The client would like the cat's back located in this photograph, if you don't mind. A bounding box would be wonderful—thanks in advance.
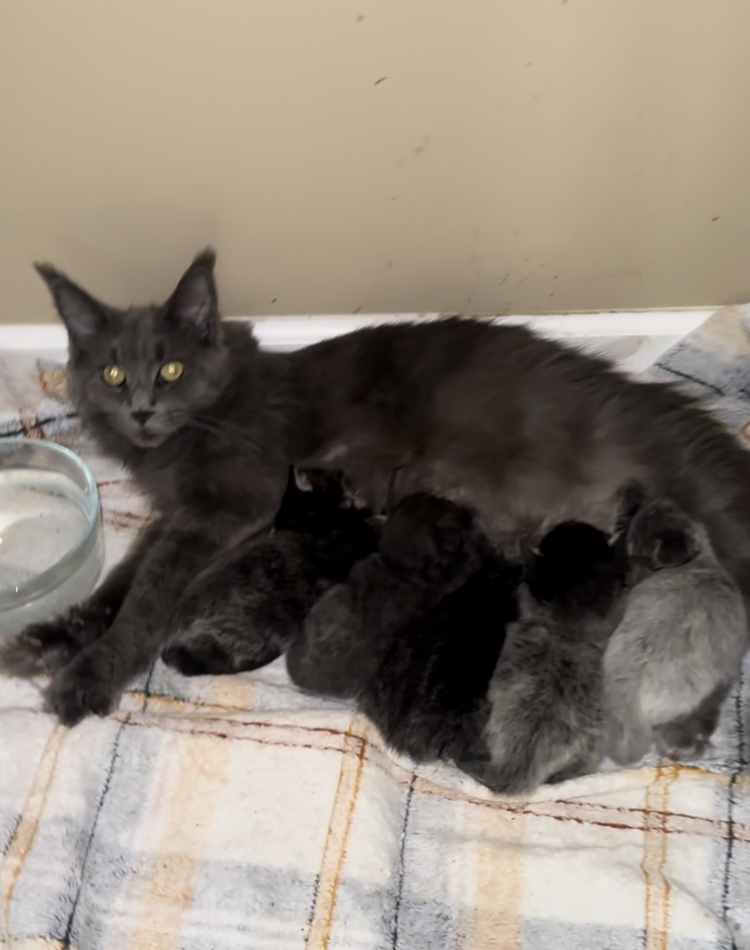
[291,317,617,423]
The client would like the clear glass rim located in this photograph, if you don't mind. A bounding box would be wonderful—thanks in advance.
[0,438,102,610]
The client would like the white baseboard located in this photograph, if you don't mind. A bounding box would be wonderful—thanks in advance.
[0,309,715,355]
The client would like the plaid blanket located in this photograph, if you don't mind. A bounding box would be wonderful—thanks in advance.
[1,312,749,950]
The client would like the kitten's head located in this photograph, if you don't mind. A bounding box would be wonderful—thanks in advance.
[35,249,236,448]
[524,520,626,613]
[275,468,350,532]
[380,493,485,590]
[274,467,379,556]
[627,499,702,568]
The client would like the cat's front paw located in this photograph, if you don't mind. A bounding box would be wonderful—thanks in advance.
[0,604,113,679]
[43,653,117,726]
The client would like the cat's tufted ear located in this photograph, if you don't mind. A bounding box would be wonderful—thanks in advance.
[165,248,218,343]
[34,263,109,348]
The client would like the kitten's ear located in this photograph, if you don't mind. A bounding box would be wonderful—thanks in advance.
[293,468,314,492]
[34,263,109,347]
[520,540,540,582]
[165,248,218,342]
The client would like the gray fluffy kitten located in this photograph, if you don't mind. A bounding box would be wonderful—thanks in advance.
[604,487,748,765]
[461,521,630,795]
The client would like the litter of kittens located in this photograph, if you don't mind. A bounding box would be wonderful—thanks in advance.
[1,304,750,949]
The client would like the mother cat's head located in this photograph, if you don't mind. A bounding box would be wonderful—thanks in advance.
[35,249,236,448]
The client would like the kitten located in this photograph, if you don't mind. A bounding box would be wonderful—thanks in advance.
[604,490,748,764]
[286,493,486,697]
[5,247,750,726]
[356,557,521,765]
[286,493,520,766]
[160,468,379,677]
[461,521,629,795]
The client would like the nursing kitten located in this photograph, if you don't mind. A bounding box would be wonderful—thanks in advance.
[287,494,485,696]
[356,557,521,765]
[461,521,629,795]
[286,493,519,766]
[604,490,748,764]
[5,247,750,726]
[160,468,378,677]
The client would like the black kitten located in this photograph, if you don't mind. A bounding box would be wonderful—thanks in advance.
[286,493,520,766]
[461,521,629,795]
[356,557,521,765]
[161,468,378,677]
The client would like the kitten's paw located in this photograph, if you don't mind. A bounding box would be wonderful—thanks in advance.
[0,604,113,679]
[654,722,708,761]
[43,654,117,726]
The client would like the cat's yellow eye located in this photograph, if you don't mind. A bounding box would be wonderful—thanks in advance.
[102,365,126,387]
[159,361,184,383]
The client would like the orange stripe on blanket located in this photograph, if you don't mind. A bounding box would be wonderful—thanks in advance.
[1,725,67,946]
[306,719,367,950]
[468,800,527,950]
[641,764,677,950]
[124,732,231,950]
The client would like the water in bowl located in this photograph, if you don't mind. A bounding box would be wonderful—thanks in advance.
[0,468,89,596]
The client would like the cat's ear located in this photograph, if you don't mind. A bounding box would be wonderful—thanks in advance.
[34,263,109,347]
[165,248,218,343]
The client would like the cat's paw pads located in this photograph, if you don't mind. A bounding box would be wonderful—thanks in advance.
[43,658,116,726]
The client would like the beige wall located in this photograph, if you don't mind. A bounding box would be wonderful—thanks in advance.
[2,0,750,324]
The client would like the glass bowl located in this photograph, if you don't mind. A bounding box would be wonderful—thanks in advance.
[0,438,104,640]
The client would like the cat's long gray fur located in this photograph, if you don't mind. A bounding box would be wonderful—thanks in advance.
[3,247,750,725]
[604,490,748,765]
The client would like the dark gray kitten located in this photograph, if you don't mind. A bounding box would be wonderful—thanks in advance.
[286,493,520,768]
[461,521,629,795]
[604,488,748,765]
[4,248,750,726]
[160,468,378,677]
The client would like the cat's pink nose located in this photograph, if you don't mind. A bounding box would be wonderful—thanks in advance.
[131,410,154,426]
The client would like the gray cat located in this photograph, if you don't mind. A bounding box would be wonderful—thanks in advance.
[461,521,629,795]
[3,248,750,726]
[604,487,748,765]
